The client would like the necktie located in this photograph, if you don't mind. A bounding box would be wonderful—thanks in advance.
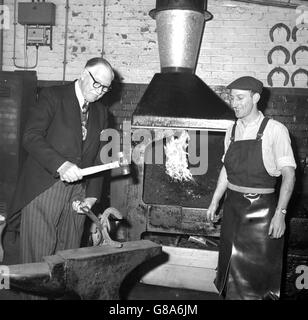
[82,100,89,114]
[81,101,89,141]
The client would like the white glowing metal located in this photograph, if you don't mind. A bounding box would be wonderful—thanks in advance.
[164,130,193,182]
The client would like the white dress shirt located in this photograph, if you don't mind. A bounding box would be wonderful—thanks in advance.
[75,80,87,110]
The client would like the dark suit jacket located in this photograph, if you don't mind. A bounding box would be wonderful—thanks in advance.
[8,82,109,225]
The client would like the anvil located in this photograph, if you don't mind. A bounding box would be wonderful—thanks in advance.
[4,240,161,300]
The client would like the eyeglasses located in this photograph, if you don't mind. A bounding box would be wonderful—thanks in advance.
[87,70,112,92]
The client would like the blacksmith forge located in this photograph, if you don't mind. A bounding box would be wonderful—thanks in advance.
[125,0,234,241]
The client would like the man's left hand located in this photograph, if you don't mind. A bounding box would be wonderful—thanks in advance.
[268,210,286,239]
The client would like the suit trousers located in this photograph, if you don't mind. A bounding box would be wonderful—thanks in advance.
[20,180,86,264]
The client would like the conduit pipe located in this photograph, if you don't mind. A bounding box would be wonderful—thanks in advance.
[63,0,69,81]
[101,0,106,57]
[0,0,4,70]
[13,0,38,69]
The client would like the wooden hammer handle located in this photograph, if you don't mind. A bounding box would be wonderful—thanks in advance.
[80,161,120,176]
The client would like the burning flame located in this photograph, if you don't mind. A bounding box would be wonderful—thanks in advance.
[164,130,193,182]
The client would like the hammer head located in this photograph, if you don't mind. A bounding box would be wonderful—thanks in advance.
[118,152,130,175]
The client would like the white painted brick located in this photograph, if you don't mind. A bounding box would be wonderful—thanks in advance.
[224,64,256,72]
[241,48,268,57]
[211,56,233,64]
[233,57,255,64]
[254,57,268,64]
[1,0,306,87]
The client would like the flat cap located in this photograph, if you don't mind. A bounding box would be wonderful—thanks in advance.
[227,76,263,94]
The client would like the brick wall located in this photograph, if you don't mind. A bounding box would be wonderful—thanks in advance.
[2,0,307,86]
[3,0,106,80]
[104,0,308,86]
[263,88,308,198]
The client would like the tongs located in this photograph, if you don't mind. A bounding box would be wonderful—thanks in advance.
[72,201,123,248]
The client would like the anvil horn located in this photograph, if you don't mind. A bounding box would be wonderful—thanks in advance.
[3,240,162,300]
[6,256,65,297]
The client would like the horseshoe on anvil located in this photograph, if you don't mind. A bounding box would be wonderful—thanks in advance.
[292,24,308,42]
[291,46,308,65]
[269,23,291,42]
[291,68,308,87]
[72,201,123,248]
[267,46,290,64]
[99,207,123,247]
[267,67,289,87]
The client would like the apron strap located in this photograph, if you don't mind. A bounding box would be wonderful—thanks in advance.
[256,117,270,141]
[230,121,237,143]
[230,117,270,143]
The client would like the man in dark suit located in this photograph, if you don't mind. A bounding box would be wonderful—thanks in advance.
[8,57,114,264]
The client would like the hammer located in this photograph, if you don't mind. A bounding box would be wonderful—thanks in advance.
[80,152,130,177]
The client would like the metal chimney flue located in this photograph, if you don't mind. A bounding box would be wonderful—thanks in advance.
[149,0,212,74]
[132,0,234,131]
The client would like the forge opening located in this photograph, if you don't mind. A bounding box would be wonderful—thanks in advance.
[143,131,225,208]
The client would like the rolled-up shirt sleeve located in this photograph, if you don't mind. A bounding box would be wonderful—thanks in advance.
[272,122,297,171]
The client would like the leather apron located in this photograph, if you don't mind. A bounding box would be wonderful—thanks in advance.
[214,117,284,300]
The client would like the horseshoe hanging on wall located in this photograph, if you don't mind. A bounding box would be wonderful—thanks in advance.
[267,46,290,64]
[269,23,291,42]
[291,46,308,64]
[267,67,289,87]
[292,24,308,42]
[291,68,308,87]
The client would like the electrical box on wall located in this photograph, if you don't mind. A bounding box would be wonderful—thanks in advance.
[18,2,56,26]
[26,25,52,47]
[17,2,56,50]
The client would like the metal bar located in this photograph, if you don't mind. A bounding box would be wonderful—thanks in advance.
[63,0,69,81]
[230,0,298,9]
[131,125,228,132]
[101,0,106,57]
[0,0,3,71]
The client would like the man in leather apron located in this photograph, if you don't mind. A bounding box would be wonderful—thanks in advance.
[207,76,296,300]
